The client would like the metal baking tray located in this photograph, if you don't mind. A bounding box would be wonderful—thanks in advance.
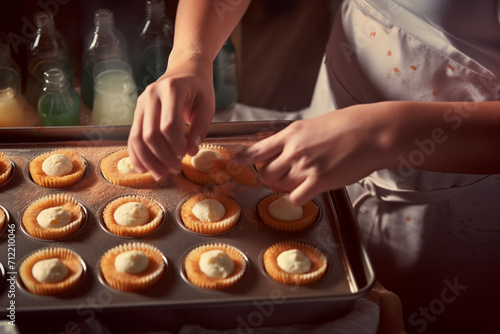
[0,122,374,333]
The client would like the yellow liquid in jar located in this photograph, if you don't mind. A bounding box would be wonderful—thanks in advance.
[0,88,26,127]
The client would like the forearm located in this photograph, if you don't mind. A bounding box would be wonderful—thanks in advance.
[379,100,500,174]
[169,0,250,67]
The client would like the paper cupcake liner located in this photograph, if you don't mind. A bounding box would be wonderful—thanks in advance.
[19,247,85,296]
[263,241,328,286]
[101,195,164,238]
[0,153,13,186]
[180,193,241,235]
[0,207,6,232]
[257,193,319,232]
[21,193,85,240]
[99,150,156,187]
[100,242,166,292]
[183,243,247,290]
[29,150,86,188]
[181,144,232,185]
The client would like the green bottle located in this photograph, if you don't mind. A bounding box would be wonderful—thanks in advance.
[38,68,80,126]
[213,38,238,111]
[133,0,174,94]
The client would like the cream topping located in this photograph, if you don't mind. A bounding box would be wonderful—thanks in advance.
[113,202,150,227]
[114,250,149,274]
[277,249,311,274]
[268,195,303,221]
[36,206,72,229]
[42,153,73,176]
[192,199,225,222]
[32,258,68,283]
[199,249,234,279]
[117,157,136,174]
[191,149,221,173]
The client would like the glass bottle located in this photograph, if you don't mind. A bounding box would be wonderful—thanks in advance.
[25,12,72,108]
[134,0,174,94]
[81,8,129,109]
[0,32,26,127]
[38,68,80,126]
[0,31,21,74]
[213,38,238,111]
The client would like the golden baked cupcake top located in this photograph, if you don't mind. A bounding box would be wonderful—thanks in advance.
[101,195,164,238]
[22,193,85,240]
[180,193,241,235]
[99,242,166,292]
[181,144,232,185]
[183,243,247,290]
[29,150,86,188]
[0,153,13,186]
[100,150,156,187]
[263,241,328,286]
[19,247,85,296]
[257,193,319,232]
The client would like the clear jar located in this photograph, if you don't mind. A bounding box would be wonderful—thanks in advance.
[0,67,26,127]
[92,59,138,125]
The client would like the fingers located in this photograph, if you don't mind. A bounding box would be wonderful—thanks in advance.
[185,94,214,156]
[128,85,187,179]
[235,135,284,166]
[257,158,293,191]
[289,177,320,207]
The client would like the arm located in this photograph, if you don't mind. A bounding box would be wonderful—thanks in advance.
[236,100,500,205]
[128,0,250,179]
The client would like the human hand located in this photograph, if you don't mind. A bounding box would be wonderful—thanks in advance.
[127,58,215,180]
[235,105,391,206]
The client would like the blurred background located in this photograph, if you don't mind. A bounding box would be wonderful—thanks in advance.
[0,0,337,113]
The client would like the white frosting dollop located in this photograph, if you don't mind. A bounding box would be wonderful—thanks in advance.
[32,258,68,283]
[113,202,150,227]
[117,157,136,174]
[42,154,73,176]
[192,199,225,222]
[268,195,303,221]
[114,250,149,274]
[191,149,221,173]
[199,249,234,279]
[277,249,311,274]
[36,206,72,229]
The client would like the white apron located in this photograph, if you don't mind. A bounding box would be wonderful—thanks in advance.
[308,0,500,331]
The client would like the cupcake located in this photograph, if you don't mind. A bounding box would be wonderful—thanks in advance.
[180,193,241,235]
[100,150,155,187]
[0,206,6,232]
[263,241,328,286]
[29,150,86,188]
[21,193,85,240]
[101,195,164,238]
[99,242,166,292]
[19,247,85,296]
[181,144,231,185]
[183,243,247,290]
[0,153,13,186]
[257,193,319,232]
[226,156,263,188]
